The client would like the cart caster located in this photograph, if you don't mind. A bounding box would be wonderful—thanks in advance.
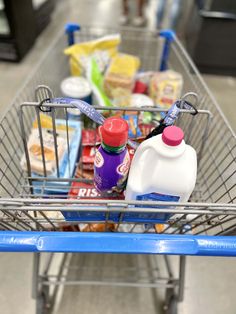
[37,295,47,314]
[164,285,178,314]
[163,295,178,314]
[36,288,51,314]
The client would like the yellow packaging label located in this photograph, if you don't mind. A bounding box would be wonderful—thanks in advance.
[32,113,74,132]
[64,34,121,76]
[149,70,183,109]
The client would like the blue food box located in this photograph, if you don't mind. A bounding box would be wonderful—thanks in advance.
[32,119,81,195]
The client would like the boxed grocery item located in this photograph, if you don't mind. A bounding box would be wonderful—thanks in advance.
[123,113,142,138]
[21,114,82,195]
[104,53,140,99]
[82,129,101,146]
[69,181,124,200]
[149,70,183,109]
[62,170,124,221]
[21,128,66,176]
[61,142,134,222]
[81,146,96,170]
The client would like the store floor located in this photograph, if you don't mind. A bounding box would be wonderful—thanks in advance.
[0,1,236,314]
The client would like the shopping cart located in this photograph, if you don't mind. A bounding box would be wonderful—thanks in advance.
[0,24,236,314]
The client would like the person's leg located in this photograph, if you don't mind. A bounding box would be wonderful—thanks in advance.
[169,0,182,30]
[156,0,166,29]
[122,0,129,15]
[136,0,145,17]
[120,0,129,25]
[132,0,146,27]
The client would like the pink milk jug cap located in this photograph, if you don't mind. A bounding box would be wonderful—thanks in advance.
[162,126,184,146]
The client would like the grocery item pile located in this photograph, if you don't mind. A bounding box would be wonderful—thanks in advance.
[63,34,183,109]
[21,33,198,232]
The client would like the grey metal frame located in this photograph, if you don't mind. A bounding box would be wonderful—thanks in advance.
[32,252,184,314]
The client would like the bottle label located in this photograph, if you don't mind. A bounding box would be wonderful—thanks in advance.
[94,149,130,195]
[116,151,130,176]
[94,151,104,168]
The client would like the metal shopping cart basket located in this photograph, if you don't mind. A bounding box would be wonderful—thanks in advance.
[0,24,236,314]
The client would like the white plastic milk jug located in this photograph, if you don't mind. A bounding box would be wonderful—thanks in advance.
[125,126,197,217]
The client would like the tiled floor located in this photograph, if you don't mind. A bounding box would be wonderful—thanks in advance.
[0,1,235,314]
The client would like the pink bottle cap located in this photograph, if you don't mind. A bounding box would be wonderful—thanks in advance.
[162,126,184,146]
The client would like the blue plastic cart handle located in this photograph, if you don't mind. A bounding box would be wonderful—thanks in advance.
[0,232,236,256]
[159,29,176,71]
[65,23,80,46]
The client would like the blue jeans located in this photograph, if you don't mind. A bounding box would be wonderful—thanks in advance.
[156,0,182,29]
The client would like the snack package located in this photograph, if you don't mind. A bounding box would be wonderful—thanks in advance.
[75,164,94,180]
[79,223,115,232]
[133,80,148,94]
[149,70,183,109]
[64,34,121,76]
[87,58,113,107]
[69,172,123,232]
[81,146,96,170]
[32,113,76,136]
[104,53,140,99]
[70,181,102,198]
[82,129,101,146]
[123,113,142,138]
[139,123,155,138]
[82,146,96,164]
[155,223,193,234]
[112,89,132,107]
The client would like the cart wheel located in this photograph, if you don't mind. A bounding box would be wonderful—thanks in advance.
[165,296,178,314]
[164,285,178,314]
[36,292,50,314]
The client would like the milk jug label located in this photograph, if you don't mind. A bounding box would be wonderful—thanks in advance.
[136,192,180,204]
[135,192,180,222]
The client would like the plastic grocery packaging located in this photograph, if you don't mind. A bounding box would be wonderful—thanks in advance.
[104,53,140,99]
[149,70,183,109]
[125,126,197,221]
[87,58,112,107]
[64,34,121,76]
[94,117,130,195]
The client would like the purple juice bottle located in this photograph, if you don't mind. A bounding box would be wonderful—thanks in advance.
[94,117,130,196]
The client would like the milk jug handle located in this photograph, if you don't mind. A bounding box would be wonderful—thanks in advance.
[132,140,155,171]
